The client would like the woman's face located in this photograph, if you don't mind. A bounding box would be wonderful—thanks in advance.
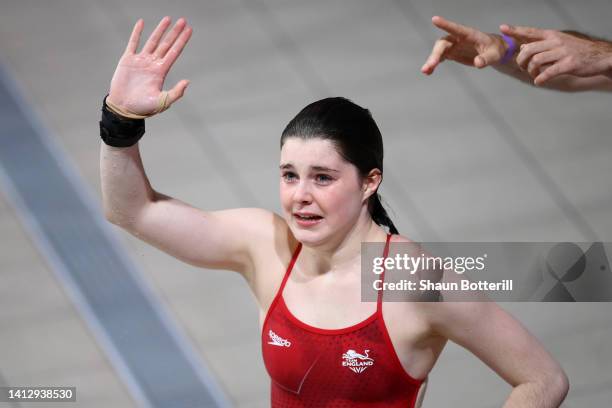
[280,137,367,247]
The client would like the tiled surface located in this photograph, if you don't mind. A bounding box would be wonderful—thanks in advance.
[1,0,611,407]
[0,190,136,408]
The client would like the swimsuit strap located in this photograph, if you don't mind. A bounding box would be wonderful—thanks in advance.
[278,241,302,295]
[376,233,393,311]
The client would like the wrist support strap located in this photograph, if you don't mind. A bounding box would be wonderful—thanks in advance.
[99,95,145,147]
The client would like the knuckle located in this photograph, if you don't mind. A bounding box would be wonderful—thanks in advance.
[528,64,537,75]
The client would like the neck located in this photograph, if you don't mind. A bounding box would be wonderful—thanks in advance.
[299,214,388,278]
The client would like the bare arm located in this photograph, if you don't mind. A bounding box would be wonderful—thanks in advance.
[424,272,569,407]
[101,18,275,279]
[422,16,612,92]
[493,57,612,92]
[101,143,273,277]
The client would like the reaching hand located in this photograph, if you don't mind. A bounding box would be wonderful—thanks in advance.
[107,17,193,117]
[422,16,508,75]
[501,24,612,85]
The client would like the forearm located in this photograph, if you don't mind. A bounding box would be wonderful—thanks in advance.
[559,30,612,80]
[494,62,612,92]
[493,62,591,92]
[100,142,156,227]
[502,375,569,408]
[597,46,612,80]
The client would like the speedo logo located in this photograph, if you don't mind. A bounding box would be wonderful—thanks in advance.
[342,349,374,373]
[268,330,291,347]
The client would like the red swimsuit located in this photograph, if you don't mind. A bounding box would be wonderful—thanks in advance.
[262,234,425,407]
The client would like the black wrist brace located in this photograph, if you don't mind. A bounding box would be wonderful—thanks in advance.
[99,95,145,147]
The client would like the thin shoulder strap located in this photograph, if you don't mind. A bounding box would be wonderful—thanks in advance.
[278,242,302,296]
[376,233,393,310]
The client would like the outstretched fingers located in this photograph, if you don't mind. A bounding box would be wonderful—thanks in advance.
[142,16,172,54]
[155,18,188,59]
[124,19,144,55]
[162,25,193,69]
[500,24,547,42]
[432,15,477,40]
[422,38,453,75]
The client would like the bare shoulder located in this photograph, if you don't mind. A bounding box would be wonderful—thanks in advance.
[390,233,417,244]
[384,233,435,321]
[386,233,483,324]
[382,233,448,378]
[236,208,295,260]
[217,207,296,274]
[384,233,445,325]
[240,209,298,309]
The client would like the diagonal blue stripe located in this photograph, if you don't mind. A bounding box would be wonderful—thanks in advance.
[0,62,231,408]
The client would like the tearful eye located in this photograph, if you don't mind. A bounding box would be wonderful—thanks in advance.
[282,172,297,182]
[315,174,333,184]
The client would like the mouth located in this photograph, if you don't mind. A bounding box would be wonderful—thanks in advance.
[293,212,324,227]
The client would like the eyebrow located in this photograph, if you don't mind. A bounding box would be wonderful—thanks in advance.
[279,163,340,173]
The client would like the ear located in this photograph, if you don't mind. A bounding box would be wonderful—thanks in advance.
[362,169,382,202]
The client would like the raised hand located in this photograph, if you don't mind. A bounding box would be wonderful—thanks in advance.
[422,16,508,75]
[500,24,612,86]
[107,17,193,117]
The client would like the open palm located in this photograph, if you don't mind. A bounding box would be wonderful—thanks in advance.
[108,17,192,116]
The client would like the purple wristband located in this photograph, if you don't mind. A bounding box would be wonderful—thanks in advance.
[500,34,517,64]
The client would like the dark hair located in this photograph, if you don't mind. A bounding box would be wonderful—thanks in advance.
[280,97,398,235]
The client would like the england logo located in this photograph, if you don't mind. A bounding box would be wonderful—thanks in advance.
[342,349,374,373]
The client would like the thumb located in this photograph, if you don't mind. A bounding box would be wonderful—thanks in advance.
[474,47,499,68]
[167,79,190,106]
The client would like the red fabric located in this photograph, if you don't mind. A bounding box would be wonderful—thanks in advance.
[262,234,424,407]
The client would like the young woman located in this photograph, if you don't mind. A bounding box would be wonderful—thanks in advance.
[100,17,569,407]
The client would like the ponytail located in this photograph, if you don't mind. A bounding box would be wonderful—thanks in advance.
[369,193,398,235]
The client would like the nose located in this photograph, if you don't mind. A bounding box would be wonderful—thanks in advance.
[293,180,313,204]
